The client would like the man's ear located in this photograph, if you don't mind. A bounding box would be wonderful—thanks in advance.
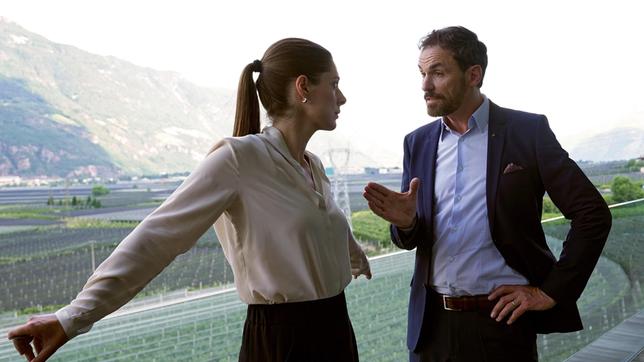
[295,75,310,102]
[467,65,483,87]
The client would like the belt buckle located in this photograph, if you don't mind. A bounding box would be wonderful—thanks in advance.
[442,295,461,311]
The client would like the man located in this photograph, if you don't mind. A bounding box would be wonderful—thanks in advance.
[363,26,611,361]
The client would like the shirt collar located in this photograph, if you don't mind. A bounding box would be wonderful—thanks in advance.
[260,126,312,170]
[440,95,489,140]
[259,125,323,195]
[260,126,289,156]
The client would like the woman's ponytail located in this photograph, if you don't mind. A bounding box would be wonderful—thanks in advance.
[233,60,262,137]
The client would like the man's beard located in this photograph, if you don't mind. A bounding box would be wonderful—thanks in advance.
[426,96,462,117]
[426,80,467,117]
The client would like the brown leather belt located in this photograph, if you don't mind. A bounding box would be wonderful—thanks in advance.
[432,292,495,312]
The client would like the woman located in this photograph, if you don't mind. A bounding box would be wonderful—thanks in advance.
[7,38,371,362]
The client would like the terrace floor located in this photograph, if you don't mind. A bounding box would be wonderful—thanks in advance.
[566,308,644,362]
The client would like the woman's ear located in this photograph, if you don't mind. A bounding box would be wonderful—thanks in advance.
[294,75,309,103]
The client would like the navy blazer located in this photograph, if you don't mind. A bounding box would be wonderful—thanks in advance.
[391,101,612,352]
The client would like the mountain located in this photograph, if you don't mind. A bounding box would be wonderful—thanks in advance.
[0,18,392,178]
[9,17,637,177]
[569,127,644,162]
[0,18,238,177]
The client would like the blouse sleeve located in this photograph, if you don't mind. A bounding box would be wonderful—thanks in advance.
[348,229,371,278]
[55,140,239,338]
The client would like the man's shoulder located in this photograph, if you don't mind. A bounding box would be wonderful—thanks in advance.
[492,102,546,125]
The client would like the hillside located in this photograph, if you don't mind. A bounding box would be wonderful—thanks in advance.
[0,18,234,177]
[570,126,644,162]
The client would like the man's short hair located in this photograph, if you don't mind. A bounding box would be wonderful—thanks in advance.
[419,26,488,87]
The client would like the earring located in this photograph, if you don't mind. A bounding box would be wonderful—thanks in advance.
[301,97,308,103]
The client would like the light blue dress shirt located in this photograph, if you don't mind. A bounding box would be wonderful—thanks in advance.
[430,96,529,296]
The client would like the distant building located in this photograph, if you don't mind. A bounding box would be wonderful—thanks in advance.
[0,176,21,186]
[364,167,379,175]
[379,167,402,174]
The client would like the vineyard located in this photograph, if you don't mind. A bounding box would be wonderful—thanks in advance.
[0,226,232,312]
[0,181,642,361]
[0,226,636,361]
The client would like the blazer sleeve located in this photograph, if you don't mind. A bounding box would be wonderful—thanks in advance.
[390,134,422,250]
[55,140,240,339]
[534,118,612,303]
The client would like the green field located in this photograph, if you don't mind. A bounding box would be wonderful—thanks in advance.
[0,196,642,361]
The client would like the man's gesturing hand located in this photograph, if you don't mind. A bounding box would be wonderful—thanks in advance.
[363,178,420,228]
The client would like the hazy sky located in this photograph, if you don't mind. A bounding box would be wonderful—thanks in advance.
[2,0,643,163]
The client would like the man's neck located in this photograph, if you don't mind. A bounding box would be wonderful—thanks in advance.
[444,92,484,134]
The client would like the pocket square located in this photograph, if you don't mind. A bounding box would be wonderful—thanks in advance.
[503,162,524,174]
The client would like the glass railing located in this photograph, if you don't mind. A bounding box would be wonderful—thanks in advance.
[539,198,644,361]
[0,197,642,361]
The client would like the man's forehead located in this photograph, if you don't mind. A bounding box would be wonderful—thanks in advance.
[418,46,455,66]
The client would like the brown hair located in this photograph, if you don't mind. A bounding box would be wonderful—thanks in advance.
[419,26,488,88]
[233,38,333,137]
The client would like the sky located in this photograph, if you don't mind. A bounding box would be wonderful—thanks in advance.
[2,0,643,163]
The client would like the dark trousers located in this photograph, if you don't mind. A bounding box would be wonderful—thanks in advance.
[411,291,538,362]
[239,291,359,362]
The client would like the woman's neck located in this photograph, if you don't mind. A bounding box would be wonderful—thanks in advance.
[272,118,315,166]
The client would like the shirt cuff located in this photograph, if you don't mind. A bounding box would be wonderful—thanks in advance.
[398,215,418,234]
[55,307,93,340]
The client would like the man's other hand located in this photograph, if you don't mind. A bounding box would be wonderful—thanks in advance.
[489,285,556,325]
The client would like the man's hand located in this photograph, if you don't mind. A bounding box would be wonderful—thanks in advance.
[363,178,420,228]
[7,314,68,362]
[488,285,556,325]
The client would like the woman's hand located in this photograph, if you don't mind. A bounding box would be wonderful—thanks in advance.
[351,250,372,280]
[7,314,68,362]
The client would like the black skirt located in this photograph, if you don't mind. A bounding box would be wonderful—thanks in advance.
[239,291,359,362]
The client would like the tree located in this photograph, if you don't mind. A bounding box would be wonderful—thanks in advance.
[625,159,644,172]
[46,196,54,206]
[611,176,644,203]
[542,197,560,214]
[92,185,110,197]
[71,196,78,206]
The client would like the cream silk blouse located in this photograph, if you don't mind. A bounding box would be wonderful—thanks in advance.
[55,126,371,338]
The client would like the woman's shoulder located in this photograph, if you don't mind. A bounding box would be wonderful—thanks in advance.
[209,134,265,155]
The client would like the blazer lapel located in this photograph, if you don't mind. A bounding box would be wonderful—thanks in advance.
[486,101,507,232]
[422,122,441,227]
